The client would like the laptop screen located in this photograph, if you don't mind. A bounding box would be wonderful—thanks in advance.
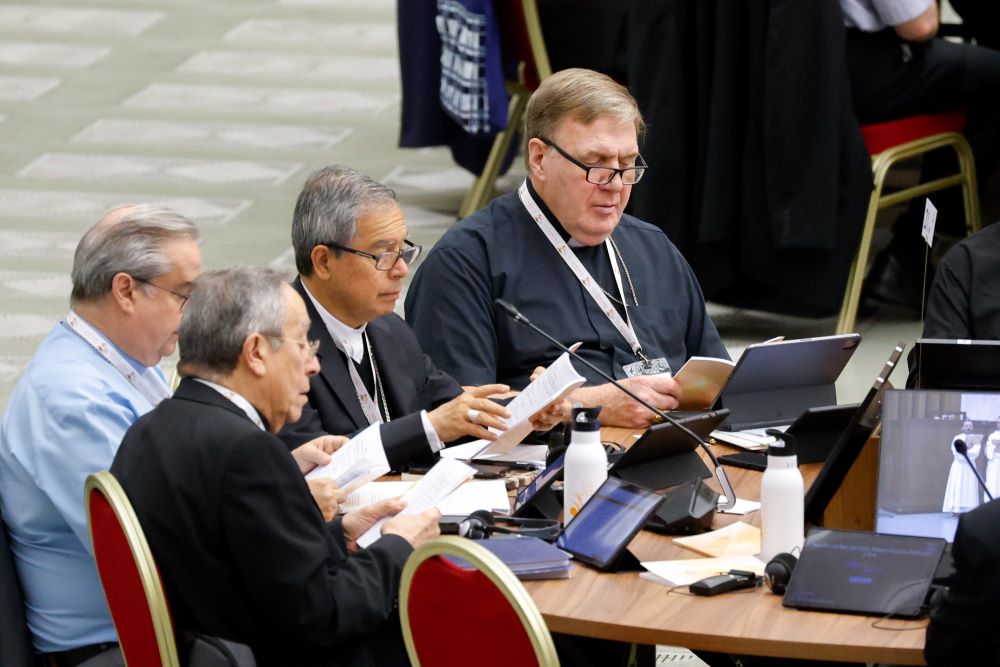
[876,389,1000,542]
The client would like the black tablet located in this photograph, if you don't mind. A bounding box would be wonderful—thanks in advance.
[511,454,565,518]
[556,477,664,571]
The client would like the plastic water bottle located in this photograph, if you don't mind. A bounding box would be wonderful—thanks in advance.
[760,429,804,562]
[563,406,607,524]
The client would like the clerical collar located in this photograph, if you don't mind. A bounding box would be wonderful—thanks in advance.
[301,281,367,364]
[193,378,266,430]
[525,179,588,248]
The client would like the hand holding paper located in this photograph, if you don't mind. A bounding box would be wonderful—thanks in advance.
[304,424,390,494]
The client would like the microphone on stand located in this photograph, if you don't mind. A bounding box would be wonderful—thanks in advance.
[494,298,737,510]
[954,439,993,502]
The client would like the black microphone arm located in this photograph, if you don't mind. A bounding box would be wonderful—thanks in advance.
[954,439,994,502]
[494,298,737,510]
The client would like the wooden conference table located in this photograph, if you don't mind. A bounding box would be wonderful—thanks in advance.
[521,427,927,665]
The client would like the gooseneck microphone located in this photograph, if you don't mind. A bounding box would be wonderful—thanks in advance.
[954,439,994,502]
[494,298,737,510]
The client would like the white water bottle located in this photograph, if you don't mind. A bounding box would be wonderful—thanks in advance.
[760,429,804,562]
[563,406,607,524]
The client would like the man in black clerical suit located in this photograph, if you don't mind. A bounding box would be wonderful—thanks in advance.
[112,267,440,667]
[925,498,1000,665]
[279,165,563,466]
[405,68,728,428]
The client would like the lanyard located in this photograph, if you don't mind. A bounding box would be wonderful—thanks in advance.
[327,329,389,426]
[64,310,171,408]
[518,181,646,360]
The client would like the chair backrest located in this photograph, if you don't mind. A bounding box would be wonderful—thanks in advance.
[85,471,180,667]
[0,515,35,667]
[400,536,559,667]
[496,0,552,90]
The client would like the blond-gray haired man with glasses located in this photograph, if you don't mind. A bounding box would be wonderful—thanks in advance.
[406,67,729,429]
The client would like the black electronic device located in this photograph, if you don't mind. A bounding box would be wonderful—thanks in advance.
[804,343,906,526]
[610,410,728,490]
[781,528,945,618]
[764,552,798,595]
[510,454,565,520]
[913,338,1000,390]
[555,477,664,572]
[689,570,761,596]
[644,478,719,535]
[718,334,860,430]
[718,402,859,472]
[494,298,737,510]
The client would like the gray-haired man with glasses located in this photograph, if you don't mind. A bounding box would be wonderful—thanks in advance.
[406,67,728,429]
[279,165,564,468]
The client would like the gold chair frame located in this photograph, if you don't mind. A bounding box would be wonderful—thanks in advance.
[836,132,981,334]
[86,471,181,667]
[399,535,560,667]
[457,0,552,219]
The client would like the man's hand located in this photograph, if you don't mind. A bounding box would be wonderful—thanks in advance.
[428,384,512,442]
[290,435,349,474]
[306,478,345,523]
[342,498,407,554]
[382,508,441,549]
[572,374,682,428]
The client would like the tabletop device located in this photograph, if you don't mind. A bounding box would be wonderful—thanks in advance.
[555,476,664,572]
[610,409,729,490]
[719,403,859,472]
[913,338,1000,391]
[718,333,861,431]
[690,570,761,596]
[494,298,737,510]
[875,388,1000,544]
[643,478,719,535]
[803,343,906,527]
[781,528,945,618]
[510,453,565,520]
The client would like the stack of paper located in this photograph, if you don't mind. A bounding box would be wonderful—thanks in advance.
[448,536,572,580]
[710,429,777,451]
[340,479,510,515]
[673,521,761,558]
[305,424,389,493]
[640,555,765,587]
[357,459,476,548]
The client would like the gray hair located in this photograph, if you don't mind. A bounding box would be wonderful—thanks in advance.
[179,267,289,377]
[70,205,199,304]
[291,165,397,276]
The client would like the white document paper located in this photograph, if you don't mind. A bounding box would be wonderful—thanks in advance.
[922,198,937,247]
[640,555,765,587]
[356,459,476,548]
[340,479,510,515]
[304,423,389,493]
[440,441,548,466]
[473,350,586,458]
[716,496,762,515]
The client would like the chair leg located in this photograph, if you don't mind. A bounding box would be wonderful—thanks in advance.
[837,183,883,335]
[952,136,982,235]
[458,88,528,219]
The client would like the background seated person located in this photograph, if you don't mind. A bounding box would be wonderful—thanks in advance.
[405,68,728,428]
[280,165,561,465]
[112,267,439,666]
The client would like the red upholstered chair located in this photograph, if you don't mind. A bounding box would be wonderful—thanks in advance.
[837,111,981,333]
[458,0,552,219]
[400,536,559,666]
[86,471,181,666]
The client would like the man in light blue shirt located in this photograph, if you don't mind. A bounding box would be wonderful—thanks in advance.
[0,205,201,664]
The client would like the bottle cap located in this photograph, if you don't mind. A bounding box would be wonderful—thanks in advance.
[765,429,798,457]
[571,406,602,432]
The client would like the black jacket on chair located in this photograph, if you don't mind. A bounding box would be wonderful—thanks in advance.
[111,379,412,667]
[279,279,462,469]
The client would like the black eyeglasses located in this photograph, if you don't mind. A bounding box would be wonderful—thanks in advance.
[540,138,647,185]
[322,239,422,271]
[135,277,191,309]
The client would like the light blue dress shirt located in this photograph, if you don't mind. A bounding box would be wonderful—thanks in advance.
[0,320,163,652]
[841,0,933,31]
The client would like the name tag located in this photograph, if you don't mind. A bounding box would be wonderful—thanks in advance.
[623,357,671,378]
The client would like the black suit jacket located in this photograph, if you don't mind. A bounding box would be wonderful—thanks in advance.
[111,379,412,667]
[925,499,1000,665]
[279,279,462,469]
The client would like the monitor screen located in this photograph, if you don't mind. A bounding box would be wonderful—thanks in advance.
[512,454,564,515]
[876,389,1000,542]
[913,338,1000,391]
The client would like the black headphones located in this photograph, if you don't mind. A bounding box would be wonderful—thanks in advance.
[764,552,798,595]
[458,510,562,542]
